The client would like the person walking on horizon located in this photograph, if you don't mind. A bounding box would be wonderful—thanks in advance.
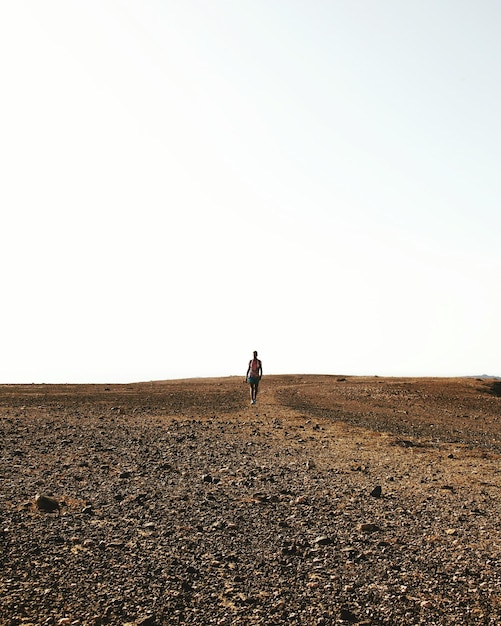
[246,351,262,405]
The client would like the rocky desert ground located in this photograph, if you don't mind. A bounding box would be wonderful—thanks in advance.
[1,375,500,625]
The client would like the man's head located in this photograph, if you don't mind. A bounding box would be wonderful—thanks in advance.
[253,351,258,358]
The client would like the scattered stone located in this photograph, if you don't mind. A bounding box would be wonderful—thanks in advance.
[34,494,60,515]
[370,485,382,498]
[2,377,500,625]
[394,438,418,448]
[358,523,379,533]
[340,608,359,622]
[313,535,333,546]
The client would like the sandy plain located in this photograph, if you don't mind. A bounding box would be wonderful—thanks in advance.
[1,375,500,625]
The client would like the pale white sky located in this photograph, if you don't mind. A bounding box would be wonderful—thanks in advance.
[1,1,500,383]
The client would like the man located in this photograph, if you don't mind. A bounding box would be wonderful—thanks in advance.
[245,351,263,405]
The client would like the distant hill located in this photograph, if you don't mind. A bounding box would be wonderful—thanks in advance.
[473,374,501,380]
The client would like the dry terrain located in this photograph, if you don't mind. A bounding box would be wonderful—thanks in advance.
[1,375,500,625]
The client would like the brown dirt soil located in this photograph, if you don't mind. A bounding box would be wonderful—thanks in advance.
[1,375,500,625]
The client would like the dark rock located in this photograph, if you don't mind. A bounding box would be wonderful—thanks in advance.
[370,485,382,498]
[340,608,359,622]
[358,523,379,533]
[34,494,60,515]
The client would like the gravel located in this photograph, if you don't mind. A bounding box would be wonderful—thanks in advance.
[1,376,500,625]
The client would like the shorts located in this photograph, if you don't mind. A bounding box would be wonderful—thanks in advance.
[248,376,260,385]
